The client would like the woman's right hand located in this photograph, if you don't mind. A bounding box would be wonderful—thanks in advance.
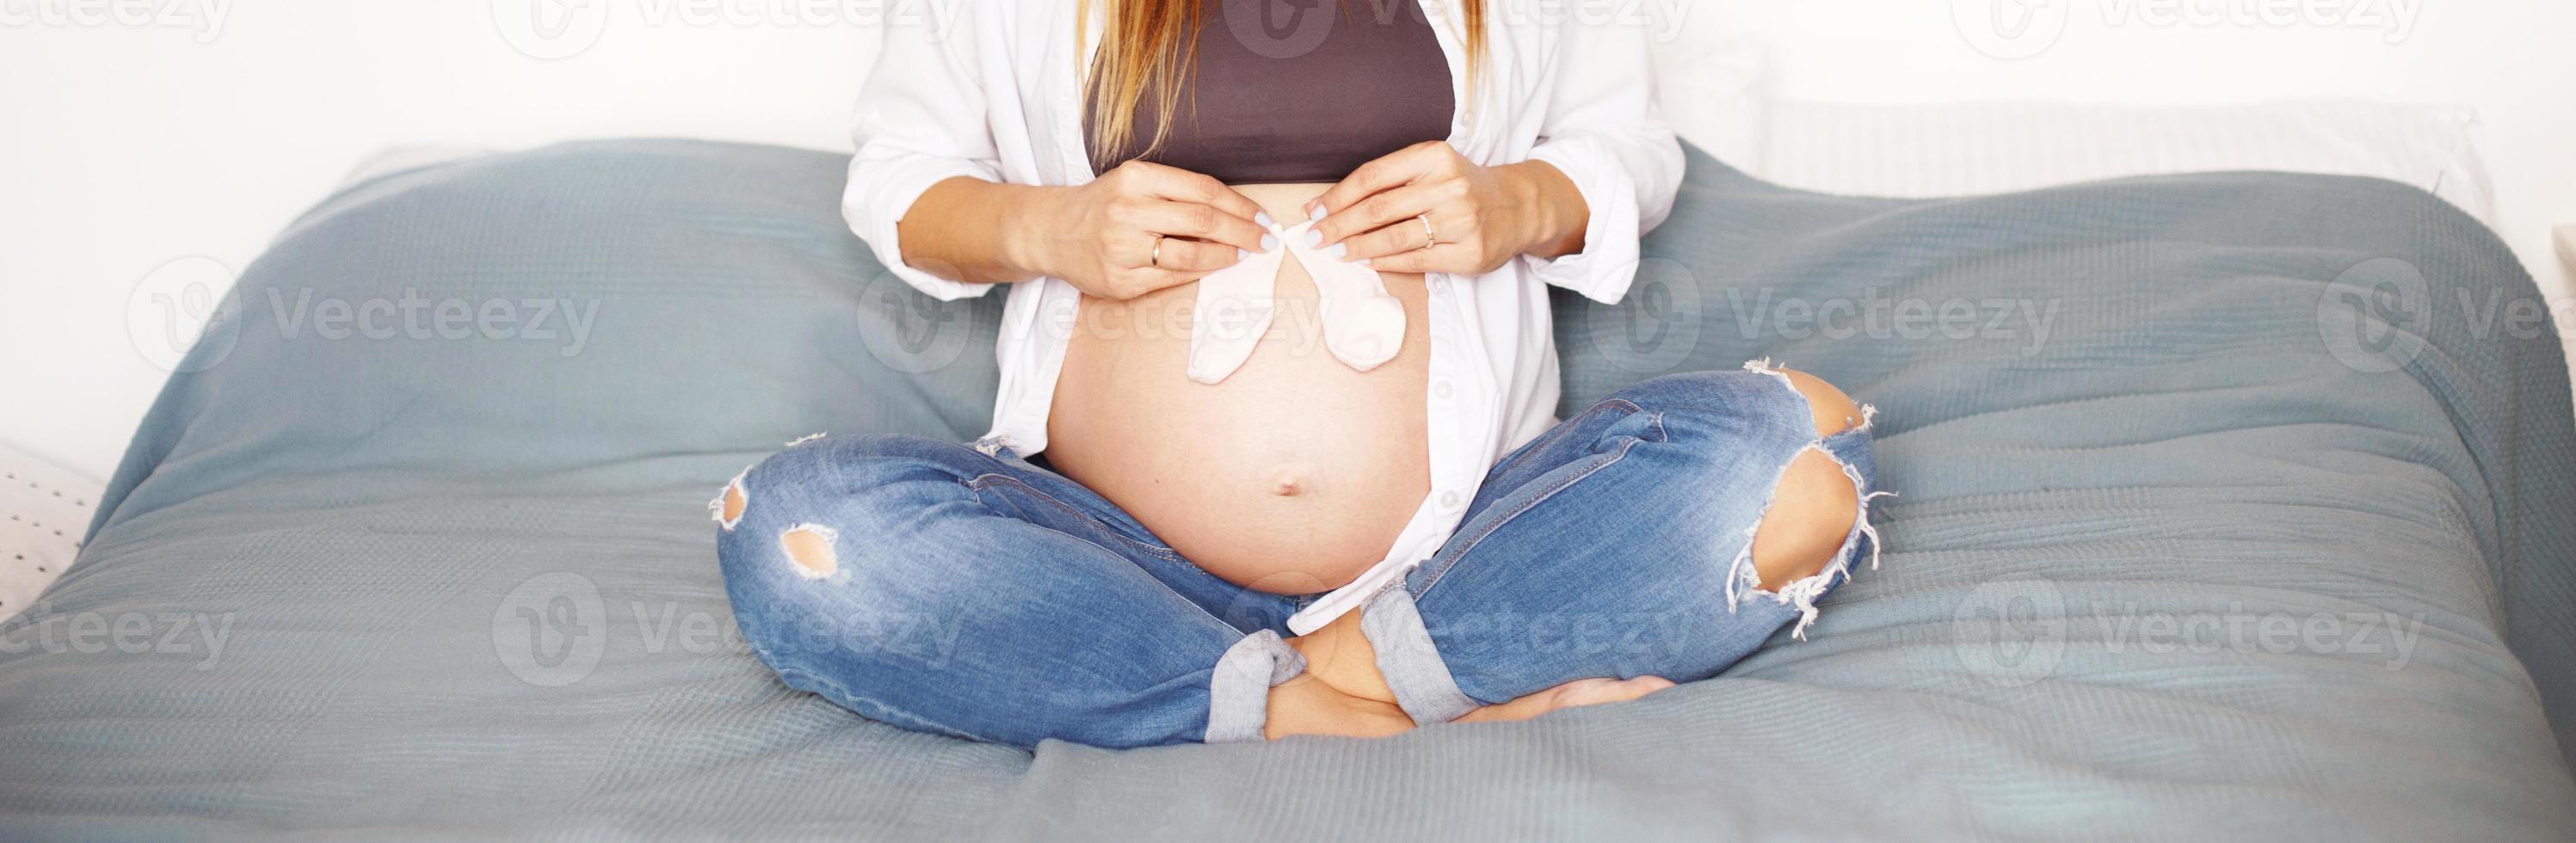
[1016,161,1276,300]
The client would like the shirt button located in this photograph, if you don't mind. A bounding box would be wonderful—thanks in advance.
[1439,489,1463,509]
[1433,379,1455,400]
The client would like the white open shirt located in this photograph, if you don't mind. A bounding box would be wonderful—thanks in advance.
[844,0,1685,634]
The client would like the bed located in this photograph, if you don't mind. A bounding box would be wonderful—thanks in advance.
[0,440,96,618]
[3,139,2572,840]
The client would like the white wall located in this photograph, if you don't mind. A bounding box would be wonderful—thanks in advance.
[1696,0,2574,309]
[3,3,884,477]
[5,0,2571,478]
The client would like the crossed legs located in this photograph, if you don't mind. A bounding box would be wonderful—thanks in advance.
[716,365,1880,748]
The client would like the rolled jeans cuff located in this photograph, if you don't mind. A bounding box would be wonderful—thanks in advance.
[1361,584,1482,725]
[1205,630,1306,743]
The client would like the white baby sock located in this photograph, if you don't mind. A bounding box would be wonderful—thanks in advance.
[1185,243,1282,385]
[1186,219,1407,385]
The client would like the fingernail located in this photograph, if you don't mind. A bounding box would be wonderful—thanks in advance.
[1260,233,1279,252]
[1237,248,1249,262]
[1308,204,1325,222]
[1303,230,1322,249]
[1326,243,1348,260]
[1355,256,1372,268]
[1255,211,1274,229]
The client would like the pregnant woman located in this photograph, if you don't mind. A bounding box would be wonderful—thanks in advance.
[715,0,1884,748]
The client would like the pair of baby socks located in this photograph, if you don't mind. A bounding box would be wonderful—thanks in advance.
[1186,219,1406,385]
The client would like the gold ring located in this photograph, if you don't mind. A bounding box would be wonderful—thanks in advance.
[1419,215,1439,249]
[1150,234,1164,268]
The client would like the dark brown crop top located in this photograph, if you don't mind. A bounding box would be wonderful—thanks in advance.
[1086,0,1457,184]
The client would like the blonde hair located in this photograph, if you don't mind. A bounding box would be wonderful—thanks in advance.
[1080,0,1482,166]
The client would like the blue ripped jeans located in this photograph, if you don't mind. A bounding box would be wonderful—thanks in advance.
[715,366,1882,749]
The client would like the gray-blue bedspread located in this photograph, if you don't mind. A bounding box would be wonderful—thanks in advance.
[4,139,2573,840]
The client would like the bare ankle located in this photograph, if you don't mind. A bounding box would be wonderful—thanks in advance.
[1286,610,1398,705]
[1264,674,1414,740]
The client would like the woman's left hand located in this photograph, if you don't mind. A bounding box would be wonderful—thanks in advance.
[1305,140,1588,275]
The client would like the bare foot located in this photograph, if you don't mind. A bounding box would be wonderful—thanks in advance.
[1453,676,1678,724]
[1264,610,1676,738]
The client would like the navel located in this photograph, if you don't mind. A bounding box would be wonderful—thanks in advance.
[1269,467,1312,498]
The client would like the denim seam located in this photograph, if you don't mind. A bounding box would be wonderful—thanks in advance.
[1484,397,1645,483]
[952,477,1265,637]
[1411,431,1652,600]
[733,614,1012,746]
[770,663,1014,747]
[740,446,1217,748]
[964,474,1186,563]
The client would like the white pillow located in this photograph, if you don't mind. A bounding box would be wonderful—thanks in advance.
[1753,100,2497,226]
[342,145,492,188]
[0,441,100,621]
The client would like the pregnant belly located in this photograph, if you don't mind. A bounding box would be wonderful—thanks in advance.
[1045,182,1431,594]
